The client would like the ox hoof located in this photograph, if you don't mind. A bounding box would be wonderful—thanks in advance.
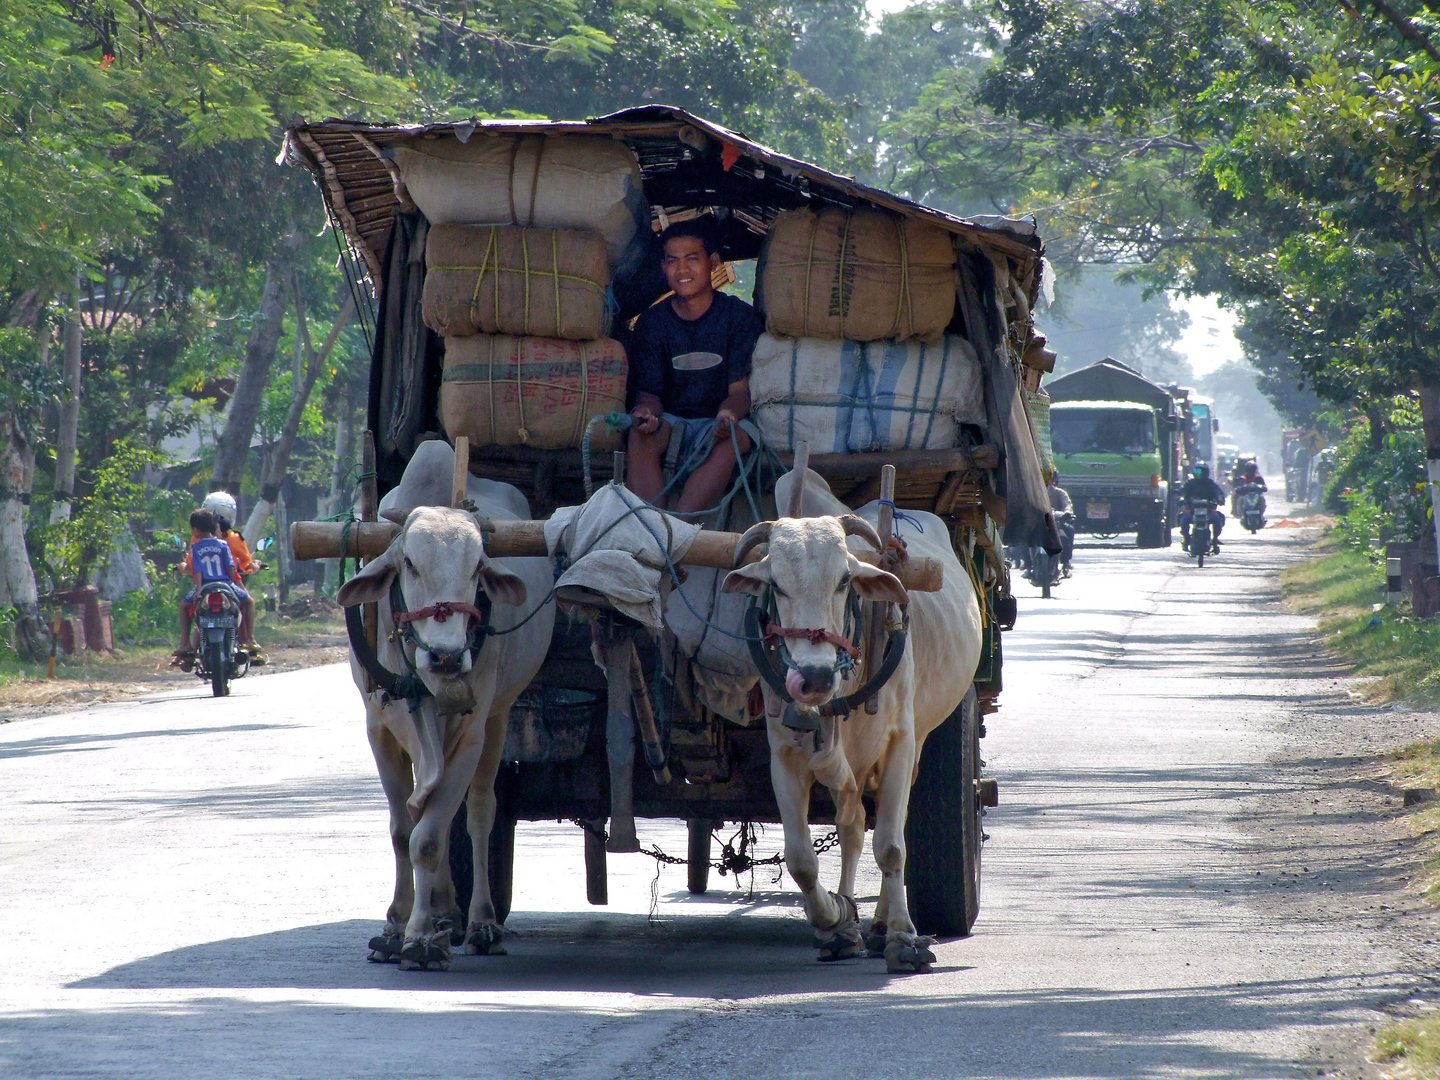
[865,920,888,958]
[465,923,507,956]
[367,932,403,964]
[436,908,466,947]
[398,935,452,972]
[883,933,936,974]
[814,894,863,963]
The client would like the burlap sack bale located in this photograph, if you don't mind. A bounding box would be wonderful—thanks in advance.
[749,333,984,453]
[423,224,610,340]
[439,335,627,451]
[760,207,957,342]
[393,134,644,262]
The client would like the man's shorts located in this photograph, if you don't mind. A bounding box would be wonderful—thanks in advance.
[184,584,249,606]
[661,413,762,488]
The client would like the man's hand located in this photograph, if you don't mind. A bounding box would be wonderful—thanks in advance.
[631,405,661,436]
[714,406,738,439]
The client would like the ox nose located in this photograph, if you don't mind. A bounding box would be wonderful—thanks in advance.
[422,646,467,676]
[796,664,836,697]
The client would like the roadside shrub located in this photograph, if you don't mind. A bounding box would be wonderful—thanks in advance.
[1322,410,1429,550]
[110,561,187,646]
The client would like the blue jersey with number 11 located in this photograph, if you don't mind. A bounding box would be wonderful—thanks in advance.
[191,536,236,584]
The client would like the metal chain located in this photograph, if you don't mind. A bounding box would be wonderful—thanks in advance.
[570,818,839,876]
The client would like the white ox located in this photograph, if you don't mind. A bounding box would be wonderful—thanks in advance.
[720,469,982,972]
[336,441,555,970]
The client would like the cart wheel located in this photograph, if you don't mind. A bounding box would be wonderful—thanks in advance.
[447,805,517,925]
[905,687,982,937]
[687,819,714,894]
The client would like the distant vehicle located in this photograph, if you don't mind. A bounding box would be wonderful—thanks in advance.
[1186,499,1219,566]
[1237,481,1267,533]
[1045,358,1183,548]
[192,580,249,696]
[1025,512,1073,598]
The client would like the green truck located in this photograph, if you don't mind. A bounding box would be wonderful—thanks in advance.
[1043,358,1184,548]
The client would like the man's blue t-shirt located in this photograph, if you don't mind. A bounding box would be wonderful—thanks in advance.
[631,292,763,420]
[191,536,236,585]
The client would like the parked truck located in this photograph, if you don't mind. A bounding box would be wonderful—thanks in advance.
[1043,358,1184,547]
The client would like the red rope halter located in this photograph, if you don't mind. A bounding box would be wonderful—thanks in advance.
[763,623,861,660]
[393,601,485,625]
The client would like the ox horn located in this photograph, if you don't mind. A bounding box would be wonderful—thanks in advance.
[733,521,774,566]
[838,514,883,552]
[379,507,408,525]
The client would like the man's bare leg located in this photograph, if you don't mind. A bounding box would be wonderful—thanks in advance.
[674,428,751,515]
[626,420,672,504]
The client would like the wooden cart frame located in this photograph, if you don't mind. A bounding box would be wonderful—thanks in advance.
[282,106,1053,936]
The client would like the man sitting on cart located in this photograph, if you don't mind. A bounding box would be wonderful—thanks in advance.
[627,219,764,517]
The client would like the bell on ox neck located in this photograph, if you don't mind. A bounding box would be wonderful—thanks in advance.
[433,679,477,715]
[782,703,821,732]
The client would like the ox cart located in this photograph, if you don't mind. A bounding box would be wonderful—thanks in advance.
[282,107,1056,943]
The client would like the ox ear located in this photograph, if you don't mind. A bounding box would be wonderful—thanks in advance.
[335,546,399,608]
[480,563,527,607]
[721,559,772,596]
[847,554,908,606]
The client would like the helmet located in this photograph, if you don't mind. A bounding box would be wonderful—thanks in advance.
[1192,463,1209,478]
[202,491,238,529]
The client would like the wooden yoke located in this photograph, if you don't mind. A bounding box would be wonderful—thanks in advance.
[862,464,896,714]
[294,517,944,591]
[451,436,470,508]
[786,442,809,518]
[359,429,379,693]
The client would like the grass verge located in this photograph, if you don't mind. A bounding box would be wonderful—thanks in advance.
[1376,1015,1440,1076]
[1288,536,1440,1074]
[1280,536,1440,703]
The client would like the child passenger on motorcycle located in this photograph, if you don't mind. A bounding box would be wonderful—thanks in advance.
[176,509,248,655]
[1178,463,1227,551]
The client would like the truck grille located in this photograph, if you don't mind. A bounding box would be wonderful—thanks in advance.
[1060,475,1159,499]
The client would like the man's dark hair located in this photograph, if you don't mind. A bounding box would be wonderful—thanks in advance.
[190,508,217,534]
[659,218,720,257]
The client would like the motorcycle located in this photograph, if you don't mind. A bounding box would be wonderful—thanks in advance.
[1237,482,1267,533]
[192,581,249,696]
[1025,513,1074,598]
[1185,499,1218,567]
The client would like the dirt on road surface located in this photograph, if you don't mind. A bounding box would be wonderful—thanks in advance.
[0,621,347,723]
[2,516,1439,1079]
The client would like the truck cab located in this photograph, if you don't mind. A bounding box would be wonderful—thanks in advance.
[1051,400,1168,545]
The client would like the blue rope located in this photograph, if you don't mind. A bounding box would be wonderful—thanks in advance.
[878,499,926,534]
[605,481,763,642]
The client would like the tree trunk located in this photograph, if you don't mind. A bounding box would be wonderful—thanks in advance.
[275,491,291,605]
[318,379,358,589]
[241,290,354,544]
[0,412,50,661]
[50,276,82,524]
[211,237,298,501]
[1419,385,1440,574]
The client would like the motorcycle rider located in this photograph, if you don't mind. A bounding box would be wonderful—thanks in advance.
[1179,463,1227,553]
[1234,458,1268,525]
[1048,475,1076,576]
[177,492,265,662]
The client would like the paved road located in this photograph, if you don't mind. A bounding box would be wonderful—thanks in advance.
[3,512,1438,1079]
